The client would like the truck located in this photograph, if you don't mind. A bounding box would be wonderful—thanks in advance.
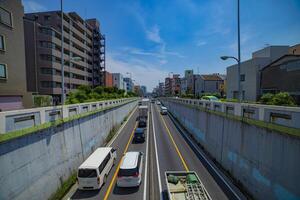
[165,171,211,200]
[138,105,148,120]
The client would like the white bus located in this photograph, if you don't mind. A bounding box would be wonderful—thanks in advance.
[77,147,116,190]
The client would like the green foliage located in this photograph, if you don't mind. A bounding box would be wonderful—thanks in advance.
[65,86,138,105]
[33,95,52,107]
[259,92,296,106]
[48,173,77,200]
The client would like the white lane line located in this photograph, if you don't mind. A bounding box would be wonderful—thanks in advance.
[107,106,137,147]
[168,113,242,200]
[151,104,163,200]
[143,107,150,200]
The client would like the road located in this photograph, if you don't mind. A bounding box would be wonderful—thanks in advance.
[64,102,246,200]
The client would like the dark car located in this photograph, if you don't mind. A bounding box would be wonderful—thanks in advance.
[133,128,145,143]
[138,119,147,128]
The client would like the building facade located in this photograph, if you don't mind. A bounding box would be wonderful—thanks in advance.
[112,73,124,89]
[24,11,105,103]
[195,74,225,96]
[0,0,32,111]
[261,55,300,103]
[123,77,133,92]
[104,71,113,87]
[171,74,181,95]
[226,45,289,101]
[164,77,171,96]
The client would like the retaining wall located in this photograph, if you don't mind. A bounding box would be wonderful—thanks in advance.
[0,100,137,200]
[162,99,300,200]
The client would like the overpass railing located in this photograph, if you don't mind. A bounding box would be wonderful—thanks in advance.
[163,97,300,129]
[0,98,137,134]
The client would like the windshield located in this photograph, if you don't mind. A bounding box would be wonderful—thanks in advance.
[118,168,138,177]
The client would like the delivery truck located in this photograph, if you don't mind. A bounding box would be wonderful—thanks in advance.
[165,171,211,200]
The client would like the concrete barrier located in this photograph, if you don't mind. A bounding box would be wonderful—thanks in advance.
[0,98,135,134]
[0,100,137,200]
[162,98,300,200]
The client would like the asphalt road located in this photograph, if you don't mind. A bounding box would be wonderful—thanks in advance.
[63,102,246,200]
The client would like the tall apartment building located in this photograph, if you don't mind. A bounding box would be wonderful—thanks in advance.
[24,11,105,103]
[0,0,32,111]
[124,77,133,92]
[164,77,172,96]
[171,74,181,95]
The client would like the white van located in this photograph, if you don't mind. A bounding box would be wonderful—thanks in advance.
[77,147,116,190]
[160,106,168,115]
[117,151,144,187]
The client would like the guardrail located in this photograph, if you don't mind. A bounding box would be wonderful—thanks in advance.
[0,98,137,134]
[163,97,300,129]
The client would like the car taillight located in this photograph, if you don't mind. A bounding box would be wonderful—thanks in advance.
[133,172,139,177]
[97,177,100,184]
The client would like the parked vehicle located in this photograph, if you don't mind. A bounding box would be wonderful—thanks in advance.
[138,105,148,120]
[165,171,211,200]
[78,147,116,190]
[200,95,220,102]
[160,106,168,115]
[117,151,144,187]
[133,127,145,143]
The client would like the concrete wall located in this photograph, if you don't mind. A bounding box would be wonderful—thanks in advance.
[162,99,300,200]
[0,100,136,200]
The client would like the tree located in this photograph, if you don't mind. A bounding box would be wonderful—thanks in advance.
[259,92,295,106]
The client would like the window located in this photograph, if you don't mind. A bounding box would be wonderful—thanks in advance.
[78,169,97,178]
[40,68,53,75]
[0,64,7,79]
[0,7,12,27]
[0,35,5,51]
[240,74,245,82]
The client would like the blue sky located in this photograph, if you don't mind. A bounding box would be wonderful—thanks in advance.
[22,0,300,91]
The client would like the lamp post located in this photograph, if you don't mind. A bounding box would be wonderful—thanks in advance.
[220,0,241,101]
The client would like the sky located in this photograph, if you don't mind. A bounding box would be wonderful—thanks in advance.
[22,0,300,91]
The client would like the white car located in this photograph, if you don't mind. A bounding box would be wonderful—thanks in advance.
[160,106,168,115]
[157,101,161,105]
[117,151,144,187]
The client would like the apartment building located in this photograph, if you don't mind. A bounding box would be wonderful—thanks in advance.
[165,77,172,96]
[24,11,105,103]
[0,0,32,111]
[181,70,195,95]
[171,74,181,95]
[104,71,113,87]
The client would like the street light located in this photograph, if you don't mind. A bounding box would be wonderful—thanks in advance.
[220,0,241,101]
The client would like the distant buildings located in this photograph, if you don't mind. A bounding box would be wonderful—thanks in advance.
[112,73,124,90]
[164,77,172,96]
[261,54,300,103]
[195,74,225,96]
[226,45,290,101]
[140,86,147,96]
[124,77,133,92]
[104,71,113,87]
[181,70,195,95]
[24,10,105,103]
[0,0,32,111]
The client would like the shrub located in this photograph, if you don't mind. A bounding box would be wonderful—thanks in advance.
[259,92,295,106]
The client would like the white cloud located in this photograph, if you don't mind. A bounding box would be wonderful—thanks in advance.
[106,53,168,91]
[196,41,207,46]
[23,0,47,13]
[146,25,163,44]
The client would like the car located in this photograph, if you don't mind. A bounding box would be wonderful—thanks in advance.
[151,99,155,103]
[200,95,220,102]
[157,101,161,105]
[138,101,142,106]
[133,128,145,143]
[160,106,168,115]
[117,151,144,187]
[138,119,147,128]
[77,147,116,190]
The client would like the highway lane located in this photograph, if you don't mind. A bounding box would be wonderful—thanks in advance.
[64,107,148,200]
[152,103,230,200]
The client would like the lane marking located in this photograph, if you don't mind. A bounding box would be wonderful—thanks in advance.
[143,108,150,200]
[157,106,189,172]
[167,112,242,200]
[103,122,138,200]
[107,106,137,147]
[151,104,163,200]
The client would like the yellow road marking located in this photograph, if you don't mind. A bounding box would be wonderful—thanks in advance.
[158,107,189,171]
[103,122,137,200]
